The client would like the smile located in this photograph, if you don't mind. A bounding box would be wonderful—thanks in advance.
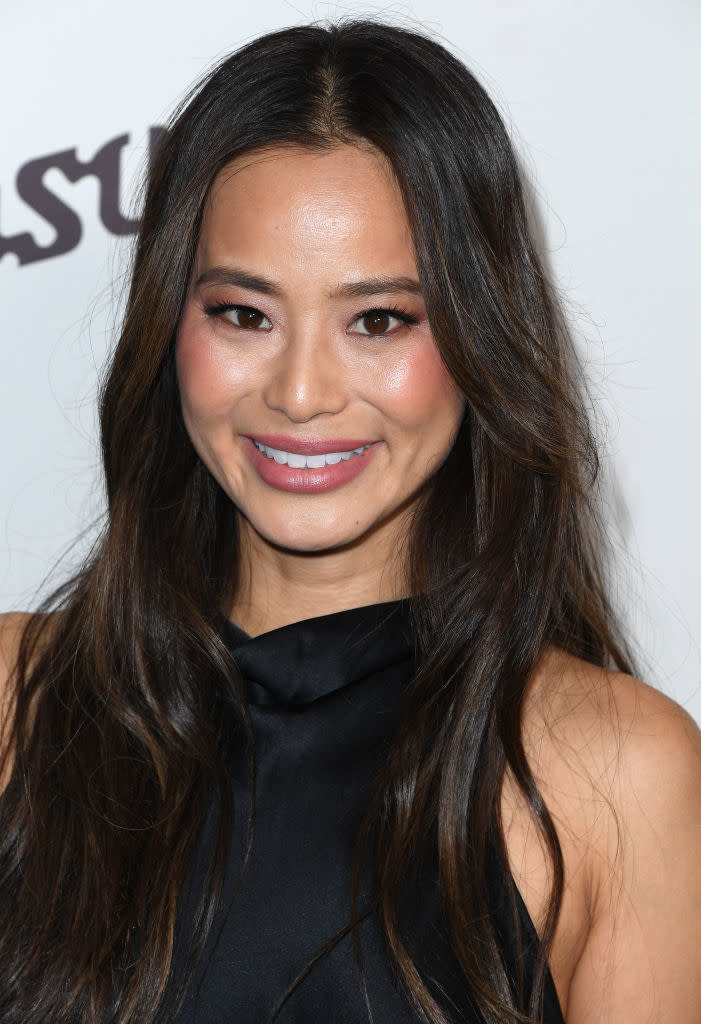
[252,440,373,468]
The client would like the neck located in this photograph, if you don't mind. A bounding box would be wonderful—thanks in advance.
[228,517,410,638]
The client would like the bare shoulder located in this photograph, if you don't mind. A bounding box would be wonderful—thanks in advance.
[0,612,35,790]
[526,648,701,853]
[0,611,33,705]
[524,646,701,797]
[514,649,701,1022]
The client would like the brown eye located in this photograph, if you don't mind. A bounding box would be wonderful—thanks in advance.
[362,312,391,334]
[229,306,271,330]
[351,309,408,336]
[204,302,273,330]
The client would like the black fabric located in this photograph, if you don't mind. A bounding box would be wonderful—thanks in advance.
[170,599,565,1023]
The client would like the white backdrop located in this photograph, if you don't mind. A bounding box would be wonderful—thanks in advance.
[1,0,699,724]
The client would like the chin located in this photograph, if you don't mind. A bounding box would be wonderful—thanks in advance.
[249,513,370,554]
[270,530,364,555]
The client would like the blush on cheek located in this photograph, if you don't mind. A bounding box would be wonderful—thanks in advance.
[176,328,206,395]
[382,343,461,422]
[175,321,239,417]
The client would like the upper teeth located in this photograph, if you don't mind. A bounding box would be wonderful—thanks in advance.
[253,441,372,468]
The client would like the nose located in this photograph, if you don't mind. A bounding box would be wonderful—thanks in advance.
[262,321,348,423]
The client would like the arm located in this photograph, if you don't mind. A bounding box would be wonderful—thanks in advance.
[566,677,701,1022]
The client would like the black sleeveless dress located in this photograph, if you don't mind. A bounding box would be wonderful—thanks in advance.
[170,599,565,1023]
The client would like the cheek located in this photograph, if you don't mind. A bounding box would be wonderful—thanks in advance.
[175,320,243,425]
[380,342,463,432]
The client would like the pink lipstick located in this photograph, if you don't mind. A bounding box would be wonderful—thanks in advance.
[248,434,374,455]
[244,435,379,494]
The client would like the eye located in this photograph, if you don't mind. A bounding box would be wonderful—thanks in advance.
[349,308,419,336]
[204,302,272,331]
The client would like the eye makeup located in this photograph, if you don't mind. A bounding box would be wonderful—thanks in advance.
[202,299,421,337]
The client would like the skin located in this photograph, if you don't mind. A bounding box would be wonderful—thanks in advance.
[1,143,700,1021]
[176,144,466,635]
[508,652,701,1021]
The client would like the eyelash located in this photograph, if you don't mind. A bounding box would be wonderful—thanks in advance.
[203,302,272,329]
[355,306,420,331]
[202,302,420,334]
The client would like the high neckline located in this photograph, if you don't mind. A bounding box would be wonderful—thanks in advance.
[222,598,417,706]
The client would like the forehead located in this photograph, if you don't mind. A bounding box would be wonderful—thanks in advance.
[197,144,416,271]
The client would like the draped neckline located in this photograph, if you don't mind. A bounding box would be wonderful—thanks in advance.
[222,597,417,706]
[211,596,565,1024]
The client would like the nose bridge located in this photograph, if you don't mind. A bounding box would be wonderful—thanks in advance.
[263,315,346,421]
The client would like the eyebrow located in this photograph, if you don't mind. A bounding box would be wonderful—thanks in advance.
[195,267,423,300]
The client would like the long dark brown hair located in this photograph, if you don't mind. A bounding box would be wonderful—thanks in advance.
[0,20,632,1024]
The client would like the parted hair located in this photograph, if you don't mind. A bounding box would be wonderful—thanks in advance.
[0,19,631,1024]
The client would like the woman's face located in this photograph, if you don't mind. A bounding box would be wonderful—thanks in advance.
[176,144,465,564]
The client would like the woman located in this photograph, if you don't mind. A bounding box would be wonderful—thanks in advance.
[0,19,699,1024]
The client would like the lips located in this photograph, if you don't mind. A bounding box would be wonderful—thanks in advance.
[247,434,374,456]
[244,436,379,495]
